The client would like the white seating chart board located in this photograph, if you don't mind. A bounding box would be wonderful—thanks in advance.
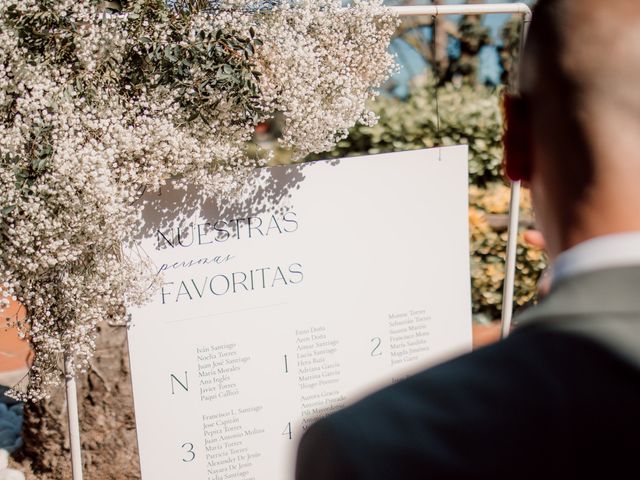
[127,146,472,480]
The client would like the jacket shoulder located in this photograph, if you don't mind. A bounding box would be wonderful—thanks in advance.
[297,329,633,479]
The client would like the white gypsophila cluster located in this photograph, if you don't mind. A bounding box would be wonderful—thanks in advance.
[213,0,398,158]
[0,0,396,401]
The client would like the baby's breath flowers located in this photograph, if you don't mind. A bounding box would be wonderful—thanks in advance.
[0,0,397,401]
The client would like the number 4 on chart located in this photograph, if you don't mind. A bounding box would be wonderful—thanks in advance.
[282,422,292,440]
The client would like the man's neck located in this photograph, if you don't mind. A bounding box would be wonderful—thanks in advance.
[561,190,640,256]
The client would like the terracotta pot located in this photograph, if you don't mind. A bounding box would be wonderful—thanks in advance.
[0,300,31,387]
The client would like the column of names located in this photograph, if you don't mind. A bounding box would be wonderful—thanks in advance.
[295,326,346,431]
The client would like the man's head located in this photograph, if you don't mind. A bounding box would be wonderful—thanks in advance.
[504,0,640,259]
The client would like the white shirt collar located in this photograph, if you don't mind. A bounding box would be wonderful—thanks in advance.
[553,231,640,286]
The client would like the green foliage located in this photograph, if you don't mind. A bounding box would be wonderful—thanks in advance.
[497,16,523,87]
[447,15,492,85]
[2,0,77,63]
[134,23,263,125]
[313,83,505,186]
[1,0,264,126]
[470,184,547,321]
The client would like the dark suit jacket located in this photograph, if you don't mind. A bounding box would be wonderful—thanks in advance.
[296,266,640,479]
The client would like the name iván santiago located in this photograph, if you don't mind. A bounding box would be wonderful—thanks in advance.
[156,211,304,304]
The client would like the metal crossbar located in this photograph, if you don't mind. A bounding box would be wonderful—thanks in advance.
[390,3,532,17]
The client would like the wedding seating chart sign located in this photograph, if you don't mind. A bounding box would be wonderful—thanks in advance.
[127,146,472,480]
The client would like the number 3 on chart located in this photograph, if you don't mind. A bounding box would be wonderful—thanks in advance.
[181,442,195,463]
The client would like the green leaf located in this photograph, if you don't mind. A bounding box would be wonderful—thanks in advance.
[2,205,16,215]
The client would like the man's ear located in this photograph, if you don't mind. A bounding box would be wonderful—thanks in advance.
[503,94,533,183]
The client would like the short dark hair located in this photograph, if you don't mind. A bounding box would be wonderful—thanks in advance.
[522,0,595,234]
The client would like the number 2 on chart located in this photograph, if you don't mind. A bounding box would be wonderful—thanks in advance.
[370,337,383,357]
